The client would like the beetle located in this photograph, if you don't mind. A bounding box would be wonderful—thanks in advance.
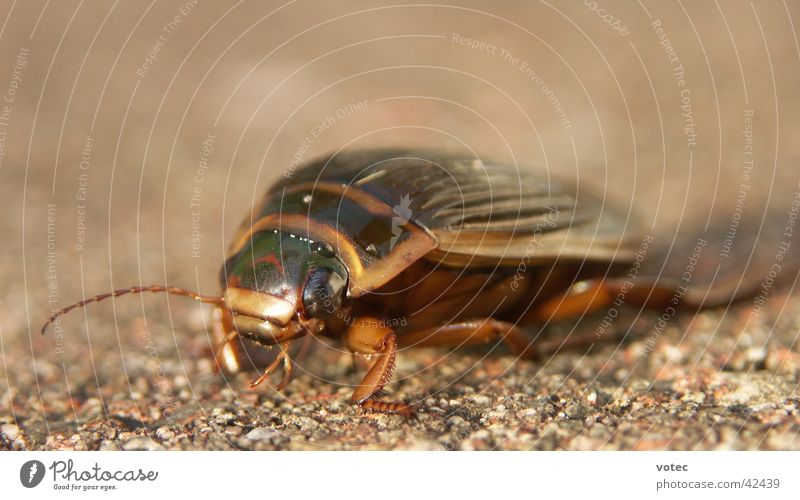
[42,149,767,416]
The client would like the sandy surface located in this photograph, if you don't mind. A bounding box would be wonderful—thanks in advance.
[2,1,800,450]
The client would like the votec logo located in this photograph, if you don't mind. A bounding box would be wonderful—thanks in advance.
[20,460,46,488]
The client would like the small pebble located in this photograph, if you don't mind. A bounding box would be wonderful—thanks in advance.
[156,427,175,440]
[121,438,164,451]
[246,427,279,441]
[1,424,19,440]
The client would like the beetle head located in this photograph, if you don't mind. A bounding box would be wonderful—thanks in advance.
[220,229,349,346]
[40,230,349,353]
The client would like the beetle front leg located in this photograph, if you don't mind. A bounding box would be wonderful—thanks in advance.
[248,343,293,389]
[343,316,413,417]
[212,306,244,373]
[212,306,307,379]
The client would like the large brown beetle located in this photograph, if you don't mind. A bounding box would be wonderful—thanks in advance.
[43,149,767,416]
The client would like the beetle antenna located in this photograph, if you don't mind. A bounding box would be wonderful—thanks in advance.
[41,285,224,335]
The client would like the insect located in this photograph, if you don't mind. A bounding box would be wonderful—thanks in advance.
[42,149,767,416]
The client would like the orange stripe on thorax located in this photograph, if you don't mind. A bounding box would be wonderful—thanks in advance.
[228,183,438,297]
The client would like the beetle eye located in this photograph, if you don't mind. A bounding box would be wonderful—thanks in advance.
[302,267,347,319]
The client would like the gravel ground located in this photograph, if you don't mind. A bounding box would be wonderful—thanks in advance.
[2,1,800,450]
[3,293,799,451]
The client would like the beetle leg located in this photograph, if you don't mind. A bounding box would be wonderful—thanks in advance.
[517,279,682,354]
[213,330,239,369]
[248,351,283,388]
[522,280,615,324]
[212,306,243,373]
[350,331,395,403]
[513,280,642,354]
[276,347,294,390]
[295,333,314,364]
[249,342,291,389]
[343,317,413,416]
[523,271,761,325]
[398,318,534,358]
[360,399,414,417]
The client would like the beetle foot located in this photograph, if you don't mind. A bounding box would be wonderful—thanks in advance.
[359,399,416,418]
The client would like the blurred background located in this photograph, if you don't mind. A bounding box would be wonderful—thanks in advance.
[1,1,799,450]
